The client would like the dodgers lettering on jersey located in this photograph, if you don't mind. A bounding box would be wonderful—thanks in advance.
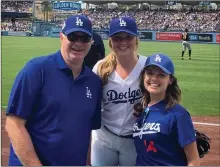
[92,55,148,136]
[106,88,142,104]
[133,122,160,139]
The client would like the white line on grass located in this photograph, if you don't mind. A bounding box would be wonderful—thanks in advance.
[1,106,7,109]
[193,122,220,126]
[1,106,220,127]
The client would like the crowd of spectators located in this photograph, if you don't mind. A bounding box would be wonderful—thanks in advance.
[1,1,220,32]
[1,1,32,32]
[1,19,32,32]
[86,8,220,32]
[1,1,32,13]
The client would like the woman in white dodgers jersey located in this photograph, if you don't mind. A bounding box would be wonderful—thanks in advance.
[91,16,147,166]
[133,54,200,166]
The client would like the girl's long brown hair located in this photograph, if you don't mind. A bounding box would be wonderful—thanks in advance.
[133,67,182,117]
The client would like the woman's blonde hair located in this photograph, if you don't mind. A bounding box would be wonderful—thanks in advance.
[97,37,139,86]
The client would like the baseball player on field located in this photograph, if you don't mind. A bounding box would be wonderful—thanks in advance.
[91,16,147,166]
[181,28,192,60]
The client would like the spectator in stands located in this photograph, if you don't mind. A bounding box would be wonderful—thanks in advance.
[91,16,147,166]
[5,15,102,166]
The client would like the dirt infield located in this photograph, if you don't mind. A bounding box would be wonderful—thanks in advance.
[1,111,220,166]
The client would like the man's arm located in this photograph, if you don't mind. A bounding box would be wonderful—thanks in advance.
[5,115,42,166]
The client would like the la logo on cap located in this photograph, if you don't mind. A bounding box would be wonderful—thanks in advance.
[76,17,83,26]
[119,18,126,27]
[154,55,162,62]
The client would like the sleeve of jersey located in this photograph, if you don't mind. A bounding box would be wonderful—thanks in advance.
[6,60,43,120]
[91,80,102,130]
[92,59,104,75]
[176,111,196,148]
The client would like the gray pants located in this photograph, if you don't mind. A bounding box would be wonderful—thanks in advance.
[182,41,192,51]
[91,126,137,166]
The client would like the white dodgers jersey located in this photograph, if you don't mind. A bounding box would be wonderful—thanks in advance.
[92,56,147,136]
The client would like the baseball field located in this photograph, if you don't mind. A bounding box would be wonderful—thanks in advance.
[1,36,220,165]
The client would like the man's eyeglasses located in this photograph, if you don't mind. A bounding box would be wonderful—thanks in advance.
[67,33,91,43]
[137,107,149,128]
[111,34,135,42]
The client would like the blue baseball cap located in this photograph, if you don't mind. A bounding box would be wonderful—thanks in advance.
[62,15,92,37]
[144,54,175,74]
[109,17,138,37]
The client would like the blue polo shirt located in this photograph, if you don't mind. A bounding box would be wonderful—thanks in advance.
[133,100,196,166]
[6,50,102,166]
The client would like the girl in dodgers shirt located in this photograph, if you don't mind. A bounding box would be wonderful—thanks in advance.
[133,54,200,166]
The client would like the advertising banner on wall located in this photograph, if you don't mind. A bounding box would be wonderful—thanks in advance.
[215,34,220,43]
[188,33,213,42]
[138,31,153,40]
[156,32,213,42]
[53,2,81,11]
[8,31,27,36]
[188,34,199,41]
[156,32,182,41]
[197,34,213,42]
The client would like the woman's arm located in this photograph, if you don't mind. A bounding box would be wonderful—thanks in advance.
[184,141,200,166]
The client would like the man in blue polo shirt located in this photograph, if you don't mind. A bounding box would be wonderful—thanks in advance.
[5,15,102,166]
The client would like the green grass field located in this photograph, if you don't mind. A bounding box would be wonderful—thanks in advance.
[1,36,219,115]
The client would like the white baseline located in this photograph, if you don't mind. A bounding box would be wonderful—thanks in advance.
[193,122,220,127]
[1,106,220,127]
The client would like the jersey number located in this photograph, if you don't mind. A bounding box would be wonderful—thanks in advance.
[144,140,157,153]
